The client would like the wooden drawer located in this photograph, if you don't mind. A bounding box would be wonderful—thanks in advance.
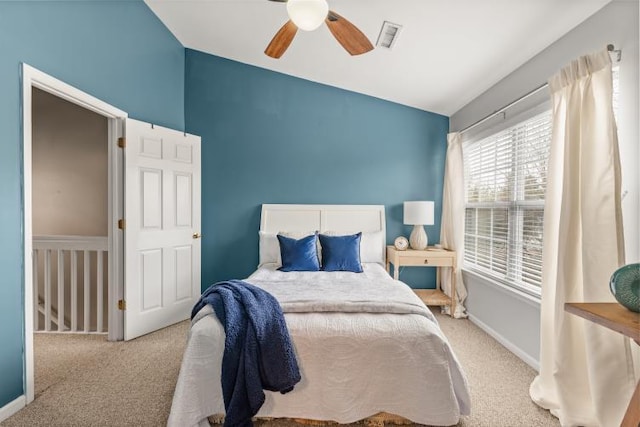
[397,256,453,267]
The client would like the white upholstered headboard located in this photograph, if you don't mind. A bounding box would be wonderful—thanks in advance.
[260,204,386,261]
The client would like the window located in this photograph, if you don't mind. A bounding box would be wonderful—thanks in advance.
[463,67,620,295]
[463,110,552,295]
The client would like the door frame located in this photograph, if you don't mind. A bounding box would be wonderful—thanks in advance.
[21,64,127,403]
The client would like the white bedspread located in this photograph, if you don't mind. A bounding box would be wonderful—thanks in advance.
[168,264,470,427]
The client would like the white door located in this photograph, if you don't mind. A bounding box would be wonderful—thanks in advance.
[124,118,201,340]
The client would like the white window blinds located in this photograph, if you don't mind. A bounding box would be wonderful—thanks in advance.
[463,110,552,293]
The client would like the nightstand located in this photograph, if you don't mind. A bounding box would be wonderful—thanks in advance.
[386,245,457,317]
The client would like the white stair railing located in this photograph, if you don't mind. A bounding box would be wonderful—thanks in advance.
[33,236,108,334]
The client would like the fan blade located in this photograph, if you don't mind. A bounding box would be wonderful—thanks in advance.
[265,20,298,58]
[325,11,374,56]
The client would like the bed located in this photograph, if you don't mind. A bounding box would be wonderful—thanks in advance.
[168,204,470,427]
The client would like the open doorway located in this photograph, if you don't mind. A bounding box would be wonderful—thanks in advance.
[30,87,110,400]
[22,64,127,404]
[31,88,109,335]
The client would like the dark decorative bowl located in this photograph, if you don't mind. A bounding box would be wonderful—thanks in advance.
[609,263,640,313]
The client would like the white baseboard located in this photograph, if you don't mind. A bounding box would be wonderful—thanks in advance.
[468,314,540,372]
[0,395,26,423]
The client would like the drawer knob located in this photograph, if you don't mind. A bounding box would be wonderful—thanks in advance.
[424,259,429,264]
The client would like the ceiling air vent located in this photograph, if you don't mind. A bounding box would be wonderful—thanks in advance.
[376,21,402,50]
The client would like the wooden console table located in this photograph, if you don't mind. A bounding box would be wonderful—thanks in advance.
[565,303,640,427]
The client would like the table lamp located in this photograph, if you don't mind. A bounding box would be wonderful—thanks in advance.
[404,201,434,250]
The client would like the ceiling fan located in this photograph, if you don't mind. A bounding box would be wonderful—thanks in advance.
[265,0,374,59]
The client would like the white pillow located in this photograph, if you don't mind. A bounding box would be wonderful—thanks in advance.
[258,231,280,267]
[322,230,385,265]
[361,230,385,264]
[258,230,319,268]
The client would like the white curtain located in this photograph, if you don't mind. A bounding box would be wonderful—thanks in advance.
[439,132,467,318]
[530,48,636,426]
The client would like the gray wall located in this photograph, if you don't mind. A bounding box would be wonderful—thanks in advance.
[32,88,109,332]
[451,0,639,368]
[32,88,108,237]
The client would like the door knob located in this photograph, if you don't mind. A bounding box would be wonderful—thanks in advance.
[193,232,202,239]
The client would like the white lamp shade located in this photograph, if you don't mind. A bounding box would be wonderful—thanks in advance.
[286,0,329,31]
[404,201,435,225]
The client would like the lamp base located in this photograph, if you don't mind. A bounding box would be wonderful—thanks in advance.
[409,225,428,250]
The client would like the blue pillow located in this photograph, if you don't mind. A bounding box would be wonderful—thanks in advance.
[277,233,320,272]
[319,233,363,273]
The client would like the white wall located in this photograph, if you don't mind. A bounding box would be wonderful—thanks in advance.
[450,0,639,367]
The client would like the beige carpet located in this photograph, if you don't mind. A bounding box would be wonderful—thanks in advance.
[3,312,559,427]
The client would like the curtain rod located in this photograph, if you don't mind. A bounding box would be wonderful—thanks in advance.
[458,82,547,135]
[458,44,622,135]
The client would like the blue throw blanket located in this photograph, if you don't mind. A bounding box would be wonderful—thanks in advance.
[191,280,301,427]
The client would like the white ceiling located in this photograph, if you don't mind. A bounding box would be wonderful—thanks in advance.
[145,0,611,116]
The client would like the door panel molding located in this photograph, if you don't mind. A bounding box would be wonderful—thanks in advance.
[124,118,201,341]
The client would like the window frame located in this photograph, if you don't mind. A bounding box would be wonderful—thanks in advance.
[462,105,552,298]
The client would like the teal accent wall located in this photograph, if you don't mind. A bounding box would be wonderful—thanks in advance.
[185,50,448,291]
[0,1,184,408]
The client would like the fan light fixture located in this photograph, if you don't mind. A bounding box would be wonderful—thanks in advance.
[286,0,329,31]
[264,0,373,59]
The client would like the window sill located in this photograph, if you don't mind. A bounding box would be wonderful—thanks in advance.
[462,268,541,308]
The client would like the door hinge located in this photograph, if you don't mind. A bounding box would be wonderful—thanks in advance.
[117,137,126,148]
[118,219,125,230]
[118,299,126,311]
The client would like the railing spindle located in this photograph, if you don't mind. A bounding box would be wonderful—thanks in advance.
[57,249,65,331]
[71,250,78,332]
[44,249,51,331]
[33,250,39,331]
[84,250,90,333]
[97,250,103,333]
